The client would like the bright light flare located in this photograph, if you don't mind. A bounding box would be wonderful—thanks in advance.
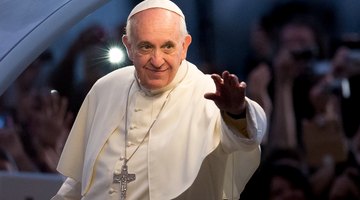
[108,46,125,64]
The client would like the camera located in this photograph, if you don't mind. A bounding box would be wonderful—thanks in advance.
[310,60,351,98]
[311,60,331,76]
[290,47,318,61]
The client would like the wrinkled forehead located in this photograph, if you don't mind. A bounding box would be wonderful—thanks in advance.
[129,9,182,41]
[128,0,185,20]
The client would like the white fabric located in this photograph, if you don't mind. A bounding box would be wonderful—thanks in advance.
[128,0,185,20]
[85,64,189,199]
[52,60,266,200]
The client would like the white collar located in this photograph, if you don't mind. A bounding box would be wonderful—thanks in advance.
[135,60,188,96]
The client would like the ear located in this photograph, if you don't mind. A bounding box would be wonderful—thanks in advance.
[122,35,133,61]
[181,34,192,60]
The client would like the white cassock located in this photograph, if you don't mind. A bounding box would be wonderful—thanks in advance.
[51,60,266,200]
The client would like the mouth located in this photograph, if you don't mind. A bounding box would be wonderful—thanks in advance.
[145,67,169,73]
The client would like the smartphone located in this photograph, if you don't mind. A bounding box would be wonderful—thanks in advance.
[0,115,6,129]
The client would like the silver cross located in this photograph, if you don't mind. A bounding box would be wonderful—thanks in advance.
[113,164,136,200]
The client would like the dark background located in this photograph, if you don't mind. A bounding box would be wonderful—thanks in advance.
[50,0,360,79]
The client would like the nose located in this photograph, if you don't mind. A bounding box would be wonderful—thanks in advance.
[150,50,165,68]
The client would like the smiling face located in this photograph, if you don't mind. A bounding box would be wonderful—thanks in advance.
[122,8,191,90]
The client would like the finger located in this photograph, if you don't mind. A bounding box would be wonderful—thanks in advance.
[58,97,69,120]
[222,71,231,86]
[229,74,240,87]
[42,93,52,116]
[210,74,223,94]
[211,74,223,85]
[204,92,220,101]
[239,81,247,89]
[50,90,60,113]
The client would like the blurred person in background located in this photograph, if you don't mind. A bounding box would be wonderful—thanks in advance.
[245,0,336,151]
[241,148,315,200]
[242,1,351,199]
[50,24,129,115]
[0,51,73,173]
[328,34,360,139]
[313,34,360,200]
[329,125,360,200]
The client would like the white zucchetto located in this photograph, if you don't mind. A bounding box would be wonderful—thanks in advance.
[127,0,185,20]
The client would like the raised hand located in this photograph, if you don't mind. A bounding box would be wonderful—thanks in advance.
[28,90,73,151]
[273,47,304,85]
[0,117,38,171]
[204,71,246,115]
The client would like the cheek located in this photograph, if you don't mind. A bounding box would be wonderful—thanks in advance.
[132,55,149,75]
[133,53,149,65]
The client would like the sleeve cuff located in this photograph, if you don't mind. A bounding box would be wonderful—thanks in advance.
[222,111,249,138]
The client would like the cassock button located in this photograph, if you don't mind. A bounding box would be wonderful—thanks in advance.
[109,188,115,194]
[134,108,142,112]
[129,125,137,130]
[120,156,125,160]
[127,141,132,147]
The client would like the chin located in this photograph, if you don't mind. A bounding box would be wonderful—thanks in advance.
[143,81,167,90]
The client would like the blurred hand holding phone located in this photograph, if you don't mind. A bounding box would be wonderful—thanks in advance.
[0,114,7,129]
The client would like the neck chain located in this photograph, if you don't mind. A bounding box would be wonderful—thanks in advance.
[124,62,189,164]
[114,64,188,200]
[123,79,176,164]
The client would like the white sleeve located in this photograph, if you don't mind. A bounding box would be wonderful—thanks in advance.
[220,97,267,153]
[51,177,82,200]
[221,98,266,199]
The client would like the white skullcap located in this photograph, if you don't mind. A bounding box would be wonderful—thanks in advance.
[127,0,185,20]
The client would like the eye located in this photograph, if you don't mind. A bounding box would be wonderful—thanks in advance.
[162,42,175,53]
[138,43,153,53]
[140,44,152,50]
[164,43,173,49]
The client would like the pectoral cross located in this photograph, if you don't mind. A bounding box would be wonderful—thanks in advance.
[113,164,136,200]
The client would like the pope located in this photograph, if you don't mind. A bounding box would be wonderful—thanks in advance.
[52,0,267,199]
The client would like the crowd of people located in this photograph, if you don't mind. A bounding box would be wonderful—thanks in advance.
[242,1,360,200]
[0,24,128,173]
[0,0,359,199]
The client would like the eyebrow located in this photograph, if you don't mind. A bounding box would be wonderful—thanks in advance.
[137,41,153,47]
[136,40,177,50]
[161,41,176,48]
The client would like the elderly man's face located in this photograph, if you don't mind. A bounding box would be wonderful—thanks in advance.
[123,8,191,89]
